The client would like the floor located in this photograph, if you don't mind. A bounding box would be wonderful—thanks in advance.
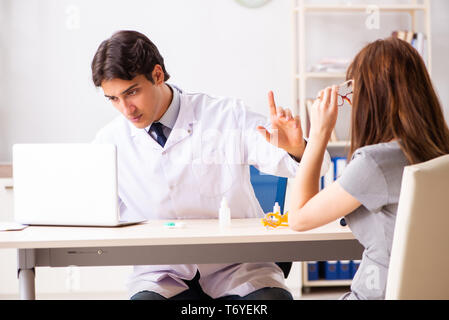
[0,286,349,300]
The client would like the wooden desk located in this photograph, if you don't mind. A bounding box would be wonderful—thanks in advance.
[0,218,363,300]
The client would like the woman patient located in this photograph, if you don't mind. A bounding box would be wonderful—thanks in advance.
[285,37,449,299]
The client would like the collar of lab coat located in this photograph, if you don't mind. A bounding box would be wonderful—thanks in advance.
[127,90,197,150]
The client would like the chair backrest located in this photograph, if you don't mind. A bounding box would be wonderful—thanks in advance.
[249,166,288,214]
[386,154,449,299]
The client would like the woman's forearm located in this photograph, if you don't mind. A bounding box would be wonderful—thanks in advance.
[289,134,328,211]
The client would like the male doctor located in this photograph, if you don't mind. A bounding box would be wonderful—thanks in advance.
[92,30,330,300]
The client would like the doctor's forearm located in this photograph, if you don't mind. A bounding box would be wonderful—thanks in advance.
[289,135,327,211]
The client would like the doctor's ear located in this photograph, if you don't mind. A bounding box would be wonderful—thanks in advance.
[151,64,165,85]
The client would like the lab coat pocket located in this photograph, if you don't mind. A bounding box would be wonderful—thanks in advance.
[191,156,236,198]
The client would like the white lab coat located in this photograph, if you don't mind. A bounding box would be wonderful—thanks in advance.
[94,89,331,299]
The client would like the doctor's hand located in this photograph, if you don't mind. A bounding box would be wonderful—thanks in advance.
[257,91,306,160]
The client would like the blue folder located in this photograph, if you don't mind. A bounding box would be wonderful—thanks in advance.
[339,260,352,279]
[350,260,361,278]
[307,262,319,281]
[324,261,339,280]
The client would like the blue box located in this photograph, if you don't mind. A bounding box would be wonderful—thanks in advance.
[307,262,319,281]
[350,260,361,278]
[339,260,351,279]
[324,261,339,280]
[333,157,347,180]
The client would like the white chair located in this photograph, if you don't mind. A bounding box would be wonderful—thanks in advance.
[386,154,449,299]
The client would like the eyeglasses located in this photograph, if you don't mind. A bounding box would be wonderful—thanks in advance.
[337,80,354,107]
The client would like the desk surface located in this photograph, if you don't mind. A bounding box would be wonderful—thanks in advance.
[0,218,354,249]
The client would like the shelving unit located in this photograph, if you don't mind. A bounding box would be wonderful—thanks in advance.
[302,266,352,293]
[292,0,432,291]
[292,0,432,145]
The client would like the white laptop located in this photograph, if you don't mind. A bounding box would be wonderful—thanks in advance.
[12,143,145,227]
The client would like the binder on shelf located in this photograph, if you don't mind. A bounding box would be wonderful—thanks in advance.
[321,157,347,189]
[350,260,361,278]
[333,157,347,180]
[392,30,427,58]
[324,260,339,280]
[321,161,335,190]
[307,262,319,281]
[339,260,352,280]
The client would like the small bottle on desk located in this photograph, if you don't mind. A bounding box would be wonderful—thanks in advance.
[273,202,280,215]
[219,197,231,229]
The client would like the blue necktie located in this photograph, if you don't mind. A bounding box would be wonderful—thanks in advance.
[149,122,167,147]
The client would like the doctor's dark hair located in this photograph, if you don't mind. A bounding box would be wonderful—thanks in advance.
[346,37,449,165]
[91,30,170,87]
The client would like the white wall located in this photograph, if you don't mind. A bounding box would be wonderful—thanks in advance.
[0,0,448,162]
[430,0,449,112]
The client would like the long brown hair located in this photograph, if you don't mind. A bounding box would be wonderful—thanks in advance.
[346,37,449,164]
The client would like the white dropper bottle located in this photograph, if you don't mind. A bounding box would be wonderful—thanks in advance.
[219,197,231,229]
[273,202,281,214]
